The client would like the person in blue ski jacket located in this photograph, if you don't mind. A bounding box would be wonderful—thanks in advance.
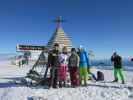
[78,45,90,85]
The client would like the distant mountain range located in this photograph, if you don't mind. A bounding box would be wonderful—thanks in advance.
[91,58,133,66]
[91,58,133,71]
[0,53,16,61]
[0,53,133,71]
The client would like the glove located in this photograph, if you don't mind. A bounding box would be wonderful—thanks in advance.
[48,64,51,68]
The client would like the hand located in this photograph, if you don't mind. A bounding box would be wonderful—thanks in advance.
[48,64,51,67]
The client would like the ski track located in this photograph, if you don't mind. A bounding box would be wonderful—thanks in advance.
[0,60,133,100]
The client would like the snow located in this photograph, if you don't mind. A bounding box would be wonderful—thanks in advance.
[0,60,133,100]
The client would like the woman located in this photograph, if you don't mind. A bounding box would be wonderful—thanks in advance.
[58,46,69,87]
[68,48,80,87]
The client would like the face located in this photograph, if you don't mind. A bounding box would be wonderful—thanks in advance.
[63,47,67,53]
[113,52,117,56]
[80,48,84,52]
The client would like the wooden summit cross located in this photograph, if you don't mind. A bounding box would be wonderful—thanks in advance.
[53,16,66,28]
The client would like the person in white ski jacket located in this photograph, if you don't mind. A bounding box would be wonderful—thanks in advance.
[58,46,69,87]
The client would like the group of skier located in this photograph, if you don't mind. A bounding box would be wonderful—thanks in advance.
[48,43,125,88]
[48,43,92,88]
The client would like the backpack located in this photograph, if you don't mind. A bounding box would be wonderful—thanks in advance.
[96,71,104,81]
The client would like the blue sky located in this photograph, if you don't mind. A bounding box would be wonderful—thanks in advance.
[0,0,133,58]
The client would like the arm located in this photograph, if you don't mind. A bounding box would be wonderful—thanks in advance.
[111,55,114,62]
[77,55,80,67]
[85,52,90,67]
[67,56,70,72]
[48,53,52,67]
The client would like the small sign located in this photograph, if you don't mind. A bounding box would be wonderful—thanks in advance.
[17,44,47,51]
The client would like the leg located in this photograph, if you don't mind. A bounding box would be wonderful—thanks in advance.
[53,69,58,88]
[118,68,125,84]
[69,67,73,86]
[113,68,118,82]
[59,65,66,87]
[63,66,67,87]
[83,67,88,85]
[79,67,83,85]
[74,67,80,86]
[62,66,67,82]
[72,67,77,87]
[87,68,91,80]
[59,81,62,88]
[71,67,76,87]
[63,81,66,87]
[50,68,54,87]
[69,68,73,86]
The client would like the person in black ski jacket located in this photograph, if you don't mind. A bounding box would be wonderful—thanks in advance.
[111,52,125,84]
[48,43,60,88]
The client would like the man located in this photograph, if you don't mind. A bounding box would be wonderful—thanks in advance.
[48,43,60,88]
[111,52,125,84]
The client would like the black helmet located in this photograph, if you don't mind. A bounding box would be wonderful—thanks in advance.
[71,48,76,52]
[54,43,59,47]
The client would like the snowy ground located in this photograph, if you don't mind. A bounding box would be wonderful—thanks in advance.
[0,60,133,100]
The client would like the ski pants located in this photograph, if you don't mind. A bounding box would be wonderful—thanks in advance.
[69,67,80,86]
[114,68,124,81]
[79,67,88,85]
[50,67,58,88]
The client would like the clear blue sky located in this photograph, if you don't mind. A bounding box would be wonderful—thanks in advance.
[0,0,133,58]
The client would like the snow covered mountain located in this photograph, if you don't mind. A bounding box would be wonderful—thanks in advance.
[0,60,133,100]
